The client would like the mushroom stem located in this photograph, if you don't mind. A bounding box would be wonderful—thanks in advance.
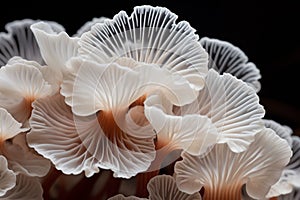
[203,184,242,200]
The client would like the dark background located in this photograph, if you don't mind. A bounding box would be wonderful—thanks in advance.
[1,1,299,134]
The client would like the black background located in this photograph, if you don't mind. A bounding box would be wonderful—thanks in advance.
[1,1,299,133]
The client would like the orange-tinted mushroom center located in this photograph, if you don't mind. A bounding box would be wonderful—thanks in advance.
[97,95,149,151]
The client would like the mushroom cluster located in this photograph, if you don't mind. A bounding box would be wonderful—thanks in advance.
[0,5,299,200]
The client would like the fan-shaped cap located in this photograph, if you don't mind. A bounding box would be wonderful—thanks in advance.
[30,21,79,86]
[263,119,293,146]
[267,136,300,198]
[108,175,201,200]
[200,37,261,92]
[181,69,265,153]
[27,93,102,177]
[27,93,156,178]
[0,60,52,126]
[147,175,201,200]
[175,128,292,199]
[79,5,208,90]
[0,108,49,186]
[0,19,64,67]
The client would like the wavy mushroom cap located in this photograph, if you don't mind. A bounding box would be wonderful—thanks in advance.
[30,21,79,77]
[27,93,155,178]
[200,37,261,92]
[79,5,208,91]
[108,175,201,200]
[264,119,293,146]
[175,128,292,200]
[0,108,50,177]
[179,69,265,153]
[0,19,64,67]
[267,135,300,198]
[147,175,201,200]
[0,59,52,126]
